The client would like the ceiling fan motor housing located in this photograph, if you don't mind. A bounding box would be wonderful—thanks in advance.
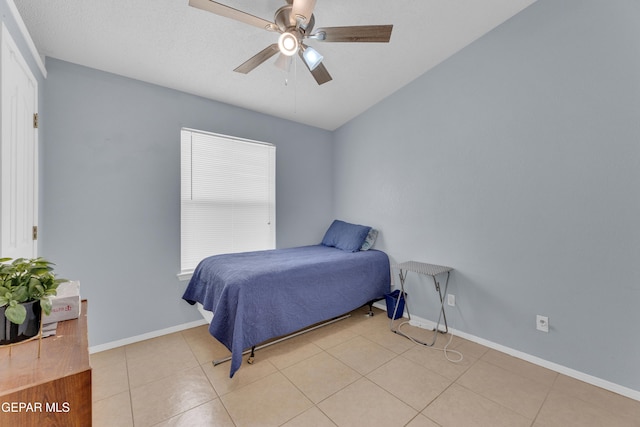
[275,5,313,56]
[274,5,315,34]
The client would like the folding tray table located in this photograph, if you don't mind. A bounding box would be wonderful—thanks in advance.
[391,261,453,346]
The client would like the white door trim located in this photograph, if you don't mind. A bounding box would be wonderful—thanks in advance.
[1,22,38,258]
[4,0,47,78]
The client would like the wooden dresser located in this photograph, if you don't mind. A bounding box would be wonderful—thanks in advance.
[0,300,91,426]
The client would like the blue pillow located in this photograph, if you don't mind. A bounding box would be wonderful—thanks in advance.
[321,220,372,252]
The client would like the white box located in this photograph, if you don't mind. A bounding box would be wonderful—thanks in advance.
[43,280,81,323]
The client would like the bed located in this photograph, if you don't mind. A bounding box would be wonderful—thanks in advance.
[182,220,390,377]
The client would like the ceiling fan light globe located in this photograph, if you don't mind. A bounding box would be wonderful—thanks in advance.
[302,46,323,71]
[278,32,299,56]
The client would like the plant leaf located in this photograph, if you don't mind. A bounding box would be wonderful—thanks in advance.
[12,287,28,302]
[40,297,52,315]
[30,267,53,275]
[5,303,27,324]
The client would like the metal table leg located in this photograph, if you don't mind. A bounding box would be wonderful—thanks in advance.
[433,271,450,334]
[390,263,452,347]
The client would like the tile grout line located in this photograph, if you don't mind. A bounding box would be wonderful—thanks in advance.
[529,374,557,427]
[123,345,135,426]
[182,330,237,427]
[450,356,542,425]
[275,318,387,426]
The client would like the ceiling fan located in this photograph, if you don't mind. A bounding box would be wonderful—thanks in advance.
[189,0,393,85]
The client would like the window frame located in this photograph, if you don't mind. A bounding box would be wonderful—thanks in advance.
[178,128,276,280]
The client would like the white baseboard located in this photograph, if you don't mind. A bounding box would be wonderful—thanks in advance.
[372,302,640,401]
[196,302,213,323]
[91,302,638,402]
[88,318,208,354]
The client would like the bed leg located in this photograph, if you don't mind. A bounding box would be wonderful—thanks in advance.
[366,301,375,317]
[247,346,256,364]
[365,297,385,317]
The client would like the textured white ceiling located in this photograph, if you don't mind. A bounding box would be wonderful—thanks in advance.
[14,0,536,130]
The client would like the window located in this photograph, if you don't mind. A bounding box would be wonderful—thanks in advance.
[180,129,275,277]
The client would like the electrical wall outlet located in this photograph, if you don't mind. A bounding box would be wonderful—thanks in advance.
[447,294,455,307]
[536,315,549,332]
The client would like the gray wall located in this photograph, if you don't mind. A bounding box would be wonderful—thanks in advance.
[41,58,334,346]
[334,0,640,391]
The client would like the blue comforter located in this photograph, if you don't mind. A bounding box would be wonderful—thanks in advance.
[182,245,390,377]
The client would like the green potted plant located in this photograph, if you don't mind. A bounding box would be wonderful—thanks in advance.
[0,257,65,345]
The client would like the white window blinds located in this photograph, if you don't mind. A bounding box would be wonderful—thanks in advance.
[180,129,276,274]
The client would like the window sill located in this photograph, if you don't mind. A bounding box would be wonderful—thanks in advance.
[177,271,193,282]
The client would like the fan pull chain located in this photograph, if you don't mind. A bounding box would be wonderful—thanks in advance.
[293,56,297,114]
[280,54,297,113]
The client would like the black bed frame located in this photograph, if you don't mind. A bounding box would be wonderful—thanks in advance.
[213,297,384,367]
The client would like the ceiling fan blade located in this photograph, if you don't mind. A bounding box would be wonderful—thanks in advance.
[189,0,277,31]
[298,49,332,85]
[313,25,393,42]
[290,0,317,27]
[309,63,332,85]
[234,44,280,74]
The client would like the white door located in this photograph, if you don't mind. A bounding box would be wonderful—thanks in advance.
[0,23,38,259]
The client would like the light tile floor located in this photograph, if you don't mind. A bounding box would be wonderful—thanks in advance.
[91,308,640,427]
